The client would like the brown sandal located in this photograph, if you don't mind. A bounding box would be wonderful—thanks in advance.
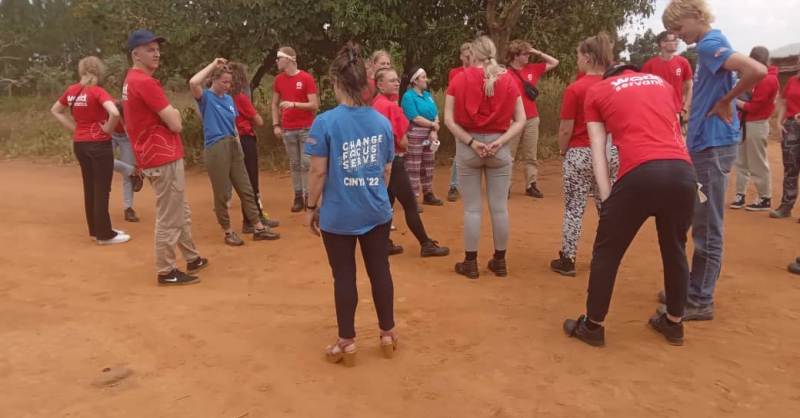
[325,338,357,367]
[380,330,398,359]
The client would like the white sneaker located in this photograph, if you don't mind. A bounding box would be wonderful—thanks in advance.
[92,229,125,242]
[98,232,131,245]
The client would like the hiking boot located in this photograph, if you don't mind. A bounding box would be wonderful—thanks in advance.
[98,232,131,245]
[291,196,304,212]
[420,239,449,257]
[656,302,714,321]
[770,204,792,218]
[131,174,144,192]
[789,262,800,275]
[261,216,279,228]
[563,315,605,347]
[253,228,280,241]
[388,240,404,256]
[447,186,459,202]
[158,269,200,286]
[525,182,544,198]
[186,257,209,274]
[647,313,684,346]
[124,207,139,222]
[745,197,771,212]
[455,259,479,279]
[225,231,245,246]
[729,193,745,209]
[487,257,507,277]
[550,251,576,277]
[423,193,444,206]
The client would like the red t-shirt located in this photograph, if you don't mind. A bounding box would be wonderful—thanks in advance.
[742,66,779,121]
[372,94,409,153]
[446,66,520,134]
[58,84,113,142]
[642,55,693,110]
[448,67,466,84]
[122,69,185,169]
[560,74,603,148]
[233,93,258,136]
[508,63,547,119]
[362,78,398,104]
[783,76,800,118]
[114,119,126,134]
[273,70,317,130]
[584,70,691,179]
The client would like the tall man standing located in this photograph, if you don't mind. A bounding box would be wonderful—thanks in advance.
[123,30,207,286]
[642,30,694,130]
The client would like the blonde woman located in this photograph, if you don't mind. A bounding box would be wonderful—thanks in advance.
[51,56,129,245]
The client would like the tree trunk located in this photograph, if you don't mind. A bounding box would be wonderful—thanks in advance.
[250,45,279,93]
[486,0,525,62]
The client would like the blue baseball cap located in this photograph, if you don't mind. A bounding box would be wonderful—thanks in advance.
[127,29,166,52]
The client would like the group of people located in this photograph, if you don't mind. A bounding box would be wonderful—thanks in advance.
[50,0,800,364]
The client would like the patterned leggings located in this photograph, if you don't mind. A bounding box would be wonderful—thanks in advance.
[560,146,620,259]
[405,124,435,196]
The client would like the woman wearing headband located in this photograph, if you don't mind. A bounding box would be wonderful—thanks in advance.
[444,36,526,279]
[304,43,397,367]
[374,67,450,258]
[189,58,280,246]
[401,67,444,208]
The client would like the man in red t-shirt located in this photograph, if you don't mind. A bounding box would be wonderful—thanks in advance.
[122,29,205,286]
[641,31,694,129]
[445,42,472,202]
[271,46,319,212]
[506,39,559,198]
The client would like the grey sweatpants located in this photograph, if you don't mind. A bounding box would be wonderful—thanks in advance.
[456,132,512,252]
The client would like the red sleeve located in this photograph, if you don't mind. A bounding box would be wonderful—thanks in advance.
[448,68,457,84]
[390,107,409,144]
[583,86,602,123]
[273,74,282,93]
[142,78,170,112]
[234,94,258,120]
[782,79,793,99]
[58,88,70,106]
[560,84,578,119]
[744,77,778,114]
[682,57,693,80]
[446,73,461,96]
[529,63,547,82]
[642,59,653,74]
[305,73,318,94]
[94,87,113,106]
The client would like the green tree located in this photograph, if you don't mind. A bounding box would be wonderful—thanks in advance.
[681,46,698,71]
[627,28,660,68]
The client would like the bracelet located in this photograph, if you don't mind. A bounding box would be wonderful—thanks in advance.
[307,204,318,210]
[273,124,280,128]
[467,138,475,147]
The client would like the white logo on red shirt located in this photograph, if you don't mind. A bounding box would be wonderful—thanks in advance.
[527,74,533,81]
[676,68,682,76]
[122,84,128,101]
[610,74,666,92]
[68,94,88,107]
[296,82,303,90]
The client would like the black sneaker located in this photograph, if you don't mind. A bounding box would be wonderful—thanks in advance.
[447,186,459,202]
[388,240,404,256]
[525,182,544,198]
[420,239,449,257]
[770,204,792,218]
[789,262,800,275]
[253,228,280,241]
[487,258,507,277]
[550,251,576,277]
[563,315,605,347]
[729,193,745,209]
[455,259,479,279]
[656,302,714,321]
[131,174,144,192]
[158,269,200,286]
[291,196,304,212]
[745,197,771,212]
[242,221,255,234]
[423,193,444,206]
[186,257,209,274]
[124,207,139,223]
[647,313,684,346]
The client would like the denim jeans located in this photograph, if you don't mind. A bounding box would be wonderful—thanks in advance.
[688,144,738,306]
[112,132,135,209]
[282,128,311,196]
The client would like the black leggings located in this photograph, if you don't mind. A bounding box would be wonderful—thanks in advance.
[587,160,697,322]
[74,141,116,240]
[388,156,429,244]
[239,135,263,221]
[322,222,394,339]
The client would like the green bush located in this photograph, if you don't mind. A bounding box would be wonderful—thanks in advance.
[21,64,73,95]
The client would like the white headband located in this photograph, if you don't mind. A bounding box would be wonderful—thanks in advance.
[410,68,426,84]
[277,51,296,62]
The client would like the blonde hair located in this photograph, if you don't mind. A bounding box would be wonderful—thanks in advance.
[460,42,472,53]
[78,56,105,87]
[578,32,615,69]
[470,36,506,97]
[662,0,716,29]
[506,39,533,63]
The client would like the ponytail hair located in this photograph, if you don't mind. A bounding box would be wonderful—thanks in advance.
[578,31,615,69]
[78,56,105,87]
[470,36,506,97]
[330,42,368,106]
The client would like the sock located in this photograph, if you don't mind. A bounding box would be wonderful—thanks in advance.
[584,317,601,330]
[665,316,681,326]
[494,250,506,260]
[465,251,478,261]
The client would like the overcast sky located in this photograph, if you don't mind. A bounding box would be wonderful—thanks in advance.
[629,0,798,54]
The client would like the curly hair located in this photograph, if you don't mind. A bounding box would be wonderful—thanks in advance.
[229,62,250,96]
[78,56,105,87]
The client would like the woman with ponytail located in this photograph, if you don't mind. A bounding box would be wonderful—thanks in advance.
[401,67,443,207]
[550,32,621,277]
[304,43,398,367]
[444,36,526,279]
[51,56,130,245]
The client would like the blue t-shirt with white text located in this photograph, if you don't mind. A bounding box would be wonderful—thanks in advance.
[688,29,740,152]
[196,89,238,148]
[304,105,395,235]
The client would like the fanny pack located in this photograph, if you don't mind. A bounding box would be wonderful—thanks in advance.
[510,68,539,101]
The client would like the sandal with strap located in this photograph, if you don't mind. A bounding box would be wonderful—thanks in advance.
[380,330,398,359]
[325,338,357,367]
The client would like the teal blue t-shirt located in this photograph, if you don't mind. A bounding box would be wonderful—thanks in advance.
[196,89,238,148]
[401,89,438,121]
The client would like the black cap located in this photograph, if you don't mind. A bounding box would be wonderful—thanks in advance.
[127,29,166,52]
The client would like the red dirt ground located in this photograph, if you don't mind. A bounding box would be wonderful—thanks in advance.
[1,144,799,417]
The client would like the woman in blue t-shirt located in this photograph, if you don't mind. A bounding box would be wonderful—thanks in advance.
[304,44,397,367]
[401,67,443,206]
[189,58,279,246]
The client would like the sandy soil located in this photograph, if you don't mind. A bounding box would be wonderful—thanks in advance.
[0,143,799,418]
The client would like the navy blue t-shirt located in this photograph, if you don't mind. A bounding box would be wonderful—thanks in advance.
[304,105,395,235]
[196,89,238,148]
